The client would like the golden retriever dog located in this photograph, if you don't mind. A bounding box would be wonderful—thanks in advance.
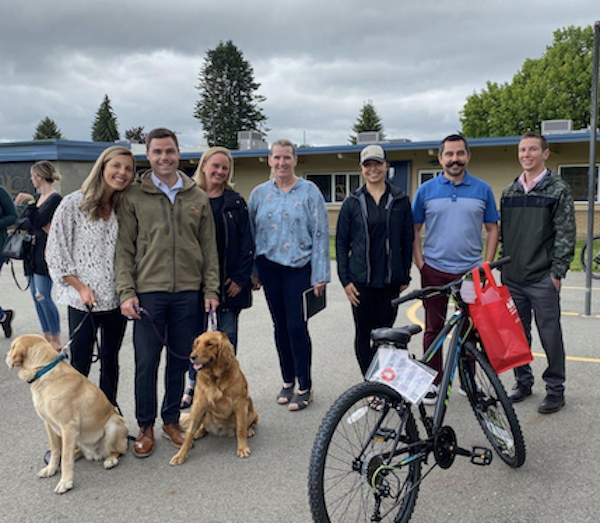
[6,335,128,494]
[170,331,258,465]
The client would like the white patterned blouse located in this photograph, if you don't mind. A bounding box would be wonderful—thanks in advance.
[46,191,121,312]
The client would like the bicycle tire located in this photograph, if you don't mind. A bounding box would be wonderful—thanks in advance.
[308,381,421,523]
[459,342,526,468]
[580,235,600,280]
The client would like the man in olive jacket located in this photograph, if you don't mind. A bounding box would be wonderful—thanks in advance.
[500,132,575,414]
[116,128,219,457]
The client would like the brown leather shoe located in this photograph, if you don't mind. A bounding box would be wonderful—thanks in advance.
[133,426,154,458]
[162,423,186,448]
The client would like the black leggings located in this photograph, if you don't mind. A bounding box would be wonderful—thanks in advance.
[351,284,399,376]
[68,306,127,406]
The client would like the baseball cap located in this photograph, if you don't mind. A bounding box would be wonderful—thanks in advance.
[360,144,386,165]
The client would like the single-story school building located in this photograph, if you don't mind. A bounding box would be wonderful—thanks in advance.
[1,132,598,235]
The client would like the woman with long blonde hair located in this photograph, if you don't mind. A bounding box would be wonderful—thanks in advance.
[180,146,254,409]
[46,145,135,405]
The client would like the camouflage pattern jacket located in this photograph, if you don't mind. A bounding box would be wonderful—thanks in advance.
[500,170,576,286]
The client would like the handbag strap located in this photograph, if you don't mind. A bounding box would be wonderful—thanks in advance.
[10,260,31,291]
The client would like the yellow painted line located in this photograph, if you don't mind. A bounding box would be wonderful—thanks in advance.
[532,352,600,363]
[403,303,600,363]
[563,286,600,291]
[406,301,424,328]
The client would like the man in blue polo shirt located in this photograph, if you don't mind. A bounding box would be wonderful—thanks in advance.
[412,134,499,403]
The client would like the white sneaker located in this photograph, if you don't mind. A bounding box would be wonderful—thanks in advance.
[458,384,467,397]
[422,385,439,405]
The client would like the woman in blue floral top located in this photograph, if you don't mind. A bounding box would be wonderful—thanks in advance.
[249,139,330,411]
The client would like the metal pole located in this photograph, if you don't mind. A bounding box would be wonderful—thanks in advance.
[584,21,600,316]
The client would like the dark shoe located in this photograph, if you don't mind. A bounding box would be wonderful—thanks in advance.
[277,384,295,405]
[1,309,14,338]
[162,423,186,447]
[133,426,154,458]
[288,389,313,411]
[508,383,532,403]
[538,395,565,414]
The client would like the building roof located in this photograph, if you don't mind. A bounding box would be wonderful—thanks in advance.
[0,132,597,163]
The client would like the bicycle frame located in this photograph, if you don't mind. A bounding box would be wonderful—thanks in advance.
[419,304,472,436]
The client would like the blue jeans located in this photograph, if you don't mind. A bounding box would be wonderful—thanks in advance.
[29,274,60,336]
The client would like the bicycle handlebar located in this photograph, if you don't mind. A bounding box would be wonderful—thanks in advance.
[391,256,511,307]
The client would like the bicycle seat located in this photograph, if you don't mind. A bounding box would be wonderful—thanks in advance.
[371,324,422,346]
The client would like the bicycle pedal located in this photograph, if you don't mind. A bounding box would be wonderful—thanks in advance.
[373,427,396,442]
[470,446,493,466]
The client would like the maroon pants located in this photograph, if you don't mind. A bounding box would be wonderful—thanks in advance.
[421,263,463,385]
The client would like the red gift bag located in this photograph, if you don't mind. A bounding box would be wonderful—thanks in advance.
[469,263,533,374]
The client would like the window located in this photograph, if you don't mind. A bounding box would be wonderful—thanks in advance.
[418,169,439,186]
[306,173,361,203]
[559,164,600,202]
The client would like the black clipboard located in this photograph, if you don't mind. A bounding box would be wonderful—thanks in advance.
[302,287,326,322]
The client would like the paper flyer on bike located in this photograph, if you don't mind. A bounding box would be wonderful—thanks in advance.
[366,347,437,405]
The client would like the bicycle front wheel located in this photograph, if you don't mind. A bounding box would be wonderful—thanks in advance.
[580,235,600,280]
[309,381,422,523]
[459,342,526,468]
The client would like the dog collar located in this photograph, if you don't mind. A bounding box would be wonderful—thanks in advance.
[28,352,68,384]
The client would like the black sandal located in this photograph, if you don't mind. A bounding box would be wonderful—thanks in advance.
[288,389,313,411]
[180,386,195,409]
[277,384,295,405]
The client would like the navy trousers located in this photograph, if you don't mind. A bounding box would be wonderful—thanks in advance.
[256,256,313,391]
[133,291,199,427]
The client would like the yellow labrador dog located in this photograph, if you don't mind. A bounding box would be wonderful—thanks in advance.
[6,335,128,494]
[170,331,259,465]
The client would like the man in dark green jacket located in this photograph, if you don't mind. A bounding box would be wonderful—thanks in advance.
[116,128,219,457]
[500,132,575,414]
[0,185,17,337]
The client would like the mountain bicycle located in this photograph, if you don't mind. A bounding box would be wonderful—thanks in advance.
[580,235,600,279]
[308,257,526,523]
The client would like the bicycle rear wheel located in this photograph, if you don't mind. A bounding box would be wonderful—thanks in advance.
[459,342,526,468]
[580,235,600,280]
[309,382,422,523]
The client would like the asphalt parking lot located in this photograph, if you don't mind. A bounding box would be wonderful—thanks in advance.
[1,263,599,523]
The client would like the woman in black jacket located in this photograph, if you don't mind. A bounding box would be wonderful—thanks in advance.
[181,146,254,408]
[336,145,414,375]
[15,161,62,349]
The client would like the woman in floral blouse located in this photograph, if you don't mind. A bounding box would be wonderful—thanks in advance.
[249,139,330,411]
[46,146,135,405]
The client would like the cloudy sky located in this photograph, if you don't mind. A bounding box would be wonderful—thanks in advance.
[1,1,598,148]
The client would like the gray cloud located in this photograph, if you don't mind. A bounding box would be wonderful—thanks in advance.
[1,0,598,146]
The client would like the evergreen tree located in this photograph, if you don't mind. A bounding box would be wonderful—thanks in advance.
[194,40,268,149]
[349,101,385,144]
[33,117,63,140]
[461,26,595,137]
[91,95,120,142]
[125,126,146,144]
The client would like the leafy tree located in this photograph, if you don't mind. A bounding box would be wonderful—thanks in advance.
[125,126,146,144]
[194,40,268,149]
[91,94,120,142]
[349,101,385,144]
[461,26,595,137]
[33,117,63,140]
